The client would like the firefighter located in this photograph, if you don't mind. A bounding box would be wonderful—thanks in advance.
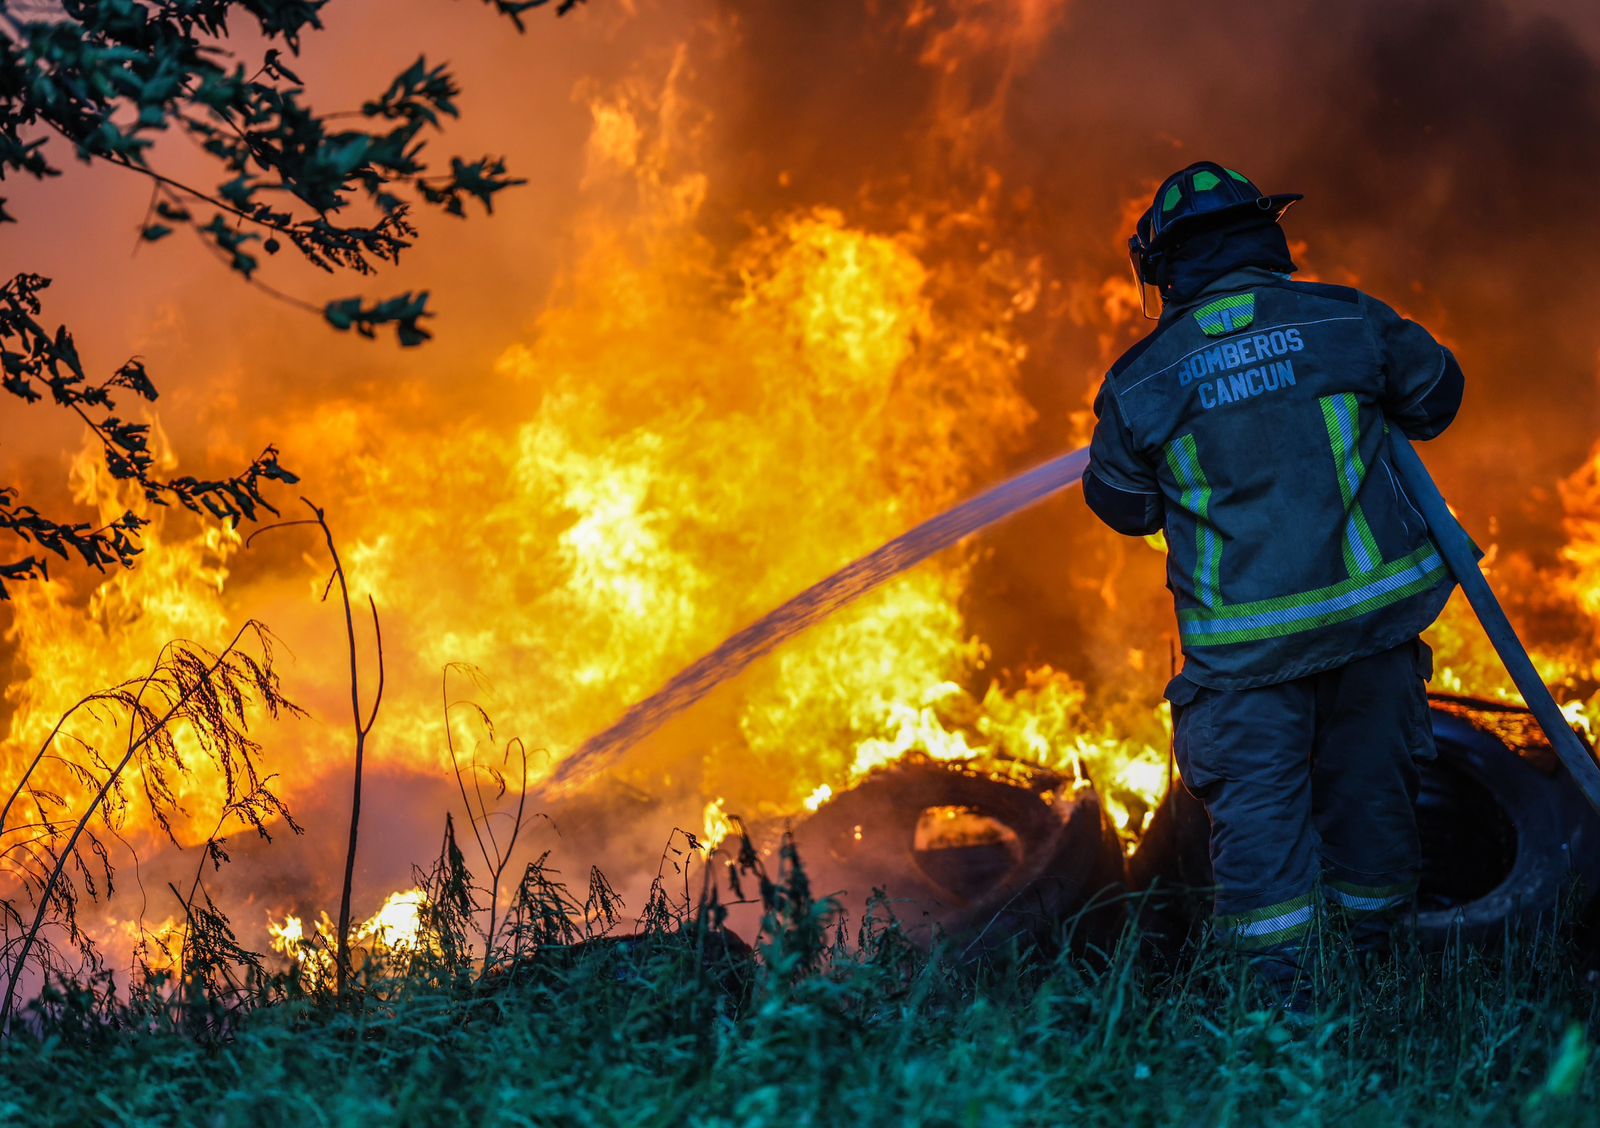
[1083,161,1465,1000]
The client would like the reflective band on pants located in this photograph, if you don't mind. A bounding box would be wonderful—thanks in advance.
[1218,894,1316,951]
[1327,879,1415,918]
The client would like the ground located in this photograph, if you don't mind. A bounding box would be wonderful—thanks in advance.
[3,908,1597,1127]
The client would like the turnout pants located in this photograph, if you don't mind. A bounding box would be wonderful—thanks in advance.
[1167,638,1435,954]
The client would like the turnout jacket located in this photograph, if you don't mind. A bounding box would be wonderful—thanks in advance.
[1085,267,1465,690]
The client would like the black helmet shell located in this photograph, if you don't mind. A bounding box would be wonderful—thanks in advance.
[1128,161,1302,293]
[1136,161,1301,256]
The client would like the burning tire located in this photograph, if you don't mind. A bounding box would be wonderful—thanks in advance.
[1128,695,1600,948]
[1417,695,1600,944]
[786,758,1126,957]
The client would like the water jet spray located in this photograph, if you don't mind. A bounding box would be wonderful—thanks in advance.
[541,449,1092,798]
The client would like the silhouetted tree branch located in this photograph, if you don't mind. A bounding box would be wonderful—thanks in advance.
[0,0,579,336]
[0,0,583,596]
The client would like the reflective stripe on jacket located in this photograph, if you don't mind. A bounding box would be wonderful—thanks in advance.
[1085,267,1464,690]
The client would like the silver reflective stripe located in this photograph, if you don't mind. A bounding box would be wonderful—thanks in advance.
[1233,904,1314,939]
[1331,889,1407,913]
[1181,550,1444,638]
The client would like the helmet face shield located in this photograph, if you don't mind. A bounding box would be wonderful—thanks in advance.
[1128,236,1162,321]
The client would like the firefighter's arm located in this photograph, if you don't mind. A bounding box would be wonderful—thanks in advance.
[1084,382,1164,536]
[1366,294,1465,441]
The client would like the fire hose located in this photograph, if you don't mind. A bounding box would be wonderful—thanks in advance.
[1388,433,1600,816]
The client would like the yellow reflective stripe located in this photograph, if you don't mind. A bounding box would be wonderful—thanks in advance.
[1320,392,1382,576]
[1327,879,1415,918]
[1217,893,1316,951]
[1178,545,1444,646]
[1164,434,1221,609]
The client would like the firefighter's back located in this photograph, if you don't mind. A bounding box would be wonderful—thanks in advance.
[1096,269,1462,690]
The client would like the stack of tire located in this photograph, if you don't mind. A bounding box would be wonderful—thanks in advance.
[785,758,1127,958]
[1128,694,1600,948]
[783,695,1600,961]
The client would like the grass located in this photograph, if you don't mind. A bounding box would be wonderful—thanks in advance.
[2,845,1599,1128]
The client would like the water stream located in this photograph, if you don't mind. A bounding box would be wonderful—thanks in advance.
[540,447,1090,798]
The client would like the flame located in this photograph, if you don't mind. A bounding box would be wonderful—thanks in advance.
[1421,438,1600,736]
[2,101,1119,910]
[268,888,429,977]
[700,796,735,854]
[1418,486,1599,755]
[2,439,248,847]
[1559,443,1600,640]
[802,784,834,812]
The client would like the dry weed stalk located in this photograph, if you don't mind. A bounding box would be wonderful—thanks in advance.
[436,675,637,974]
[249,498,385,999]
[441,663,561,967]
[0,620,301,1029]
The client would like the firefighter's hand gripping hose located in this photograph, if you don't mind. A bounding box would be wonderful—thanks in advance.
[1388,432,1600,816]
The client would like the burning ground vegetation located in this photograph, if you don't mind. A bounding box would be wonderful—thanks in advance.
[3,0,1600,1119]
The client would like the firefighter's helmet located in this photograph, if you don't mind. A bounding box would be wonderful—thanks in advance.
[1128,162,1301,309]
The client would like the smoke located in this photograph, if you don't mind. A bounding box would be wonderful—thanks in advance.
[700,0,1600,490]
[1281,0,1600,551]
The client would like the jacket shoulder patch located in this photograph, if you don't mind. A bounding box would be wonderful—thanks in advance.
[1194,293,1255,337]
